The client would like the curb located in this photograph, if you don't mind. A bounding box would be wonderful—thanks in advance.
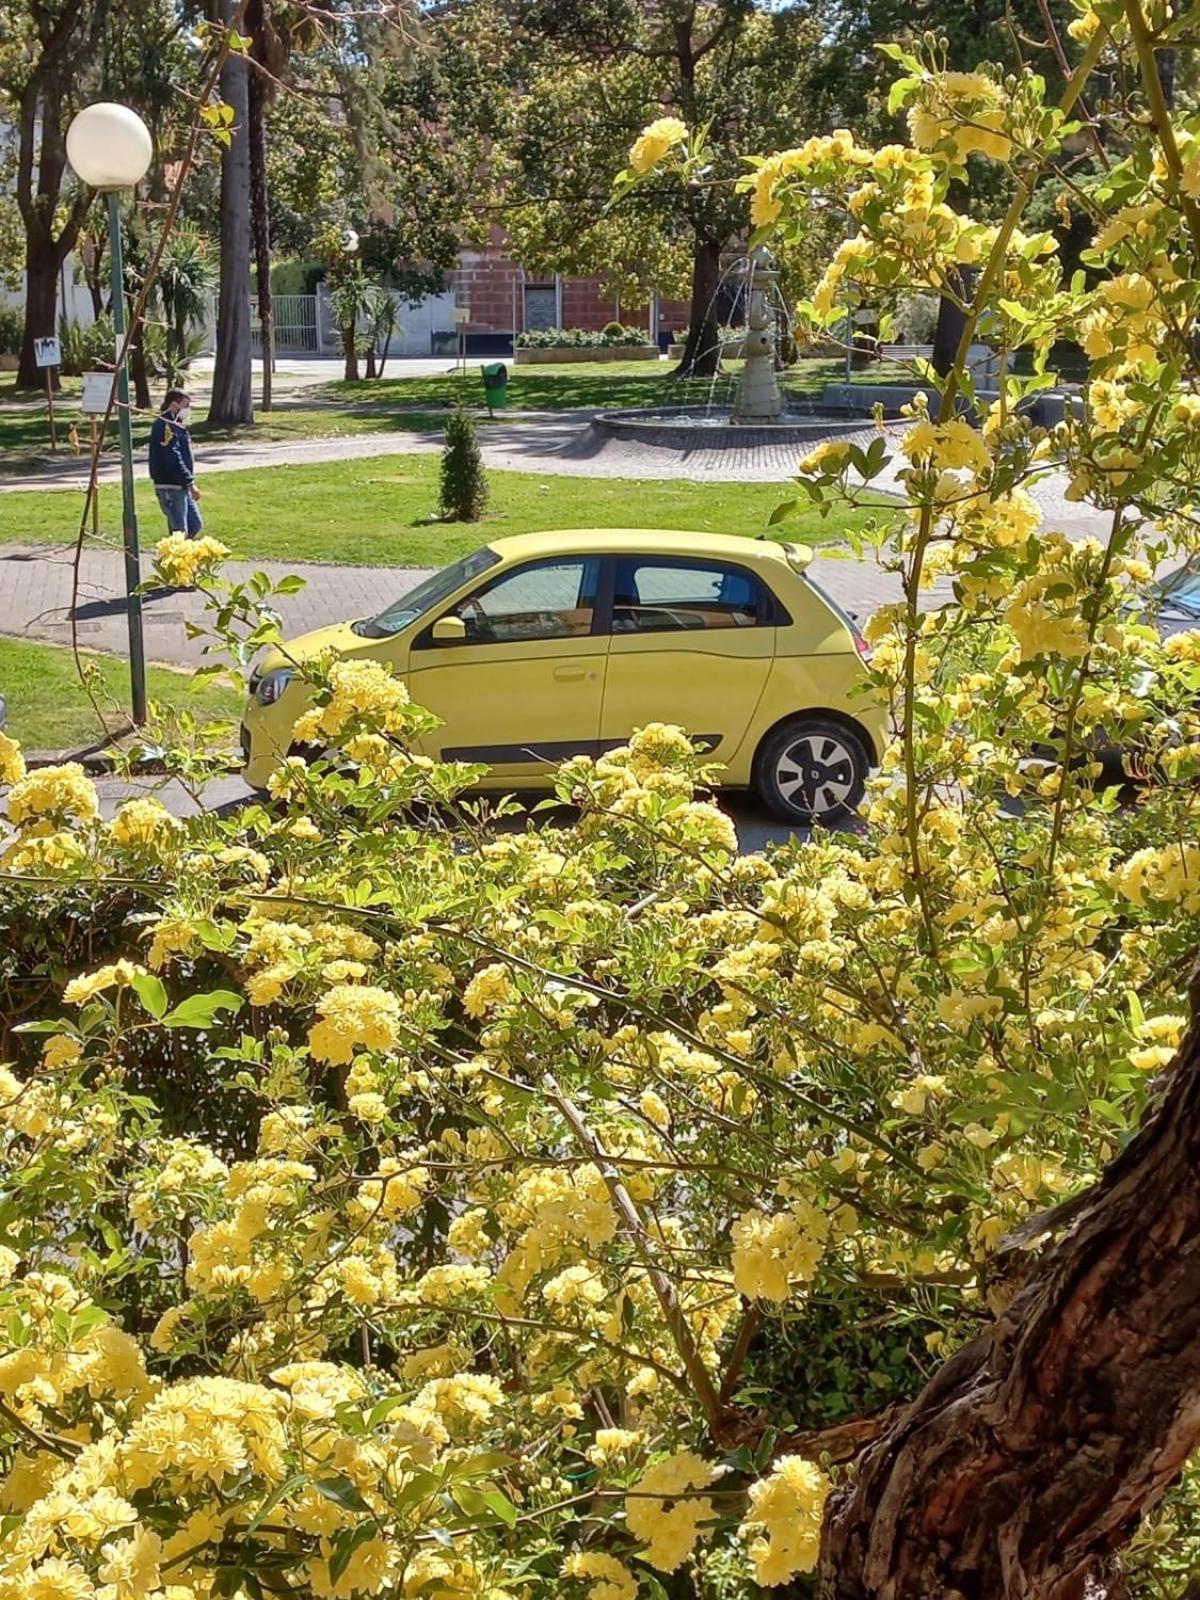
[23,747,238,776]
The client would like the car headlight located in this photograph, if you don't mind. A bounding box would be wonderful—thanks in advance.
[256,667,295,705]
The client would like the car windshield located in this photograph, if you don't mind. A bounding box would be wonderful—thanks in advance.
[1155,562,1200,617]
[353,547,500,638]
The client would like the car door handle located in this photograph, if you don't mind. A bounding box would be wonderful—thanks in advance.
[553,664,588,681]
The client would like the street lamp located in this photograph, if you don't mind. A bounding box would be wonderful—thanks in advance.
[66,102,153,726]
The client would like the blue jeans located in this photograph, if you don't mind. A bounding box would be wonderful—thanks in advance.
[155,484,203,537]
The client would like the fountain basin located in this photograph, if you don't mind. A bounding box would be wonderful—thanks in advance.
[594,401,881,451]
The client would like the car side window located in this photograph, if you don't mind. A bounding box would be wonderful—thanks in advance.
[447,558,600,645]
[611,559,772,634]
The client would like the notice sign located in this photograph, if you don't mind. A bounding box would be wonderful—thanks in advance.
[80,372,113,415]
[34,335,61,368]
[452,306,471,326]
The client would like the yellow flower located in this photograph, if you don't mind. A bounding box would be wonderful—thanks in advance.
[110,796,179,848]
[97,1527,164,1599]
[154,532,230,587]
[308,983,402,1064]
[63,959,148,1006]
[730,1203,829,1302]
[42,1034,82,1072]
[7,762,98,826]
[625,1450,718,1572]
[798,439,852,476]
[0,731,26,786]
[740,1454,830,1584]
[564,1551,638,1600]
[628,116,688,175]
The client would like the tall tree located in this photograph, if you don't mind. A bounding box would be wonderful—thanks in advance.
[6,1,107,389]
[445,0,827,377]
[207,0,254,426]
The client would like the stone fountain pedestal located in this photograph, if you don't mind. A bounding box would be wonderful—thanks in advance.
[731,246,784,426]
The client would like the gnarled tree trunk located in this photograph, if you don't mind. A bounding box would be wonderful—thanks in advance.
[821,1001,1200,1598]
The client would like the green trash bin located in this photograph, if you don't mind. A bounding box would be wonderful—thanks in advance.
[481,361,508,412]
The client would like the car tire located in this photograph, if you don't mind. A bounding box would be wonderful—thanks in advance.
[754,716,870,825]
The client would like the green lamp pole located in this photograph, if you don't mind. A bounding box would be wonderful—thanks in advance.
[66,103,154,727]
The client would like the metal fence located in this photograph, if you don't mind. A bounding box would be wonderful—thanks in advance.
[250,293,320,354]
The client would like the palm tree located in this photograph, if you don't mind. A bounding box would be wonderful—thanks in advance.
[158,225,217,386]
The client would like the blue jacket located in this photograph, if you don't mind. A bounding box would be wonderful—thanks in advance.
[148,414,195,487]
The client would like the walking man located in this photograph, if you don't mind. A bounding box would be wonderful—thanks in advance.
[149,388,203,537]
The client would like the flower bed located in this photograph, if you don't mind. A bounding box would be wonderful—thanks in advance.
[514,343,660,365]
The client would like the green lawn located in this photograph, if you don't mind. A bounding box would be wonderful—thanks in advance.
[0,454,887,568]
[316,356,906,414]
[0,635,241,753]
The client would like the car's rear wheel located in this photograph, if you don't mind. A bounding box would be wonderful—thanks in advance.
[754,716,869,825]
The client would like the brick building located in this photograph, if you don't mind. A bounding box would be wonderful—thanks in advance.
[449,237,691,355]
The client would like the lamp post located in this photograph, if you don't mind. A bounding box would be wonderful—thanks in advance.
[65,103,153,726]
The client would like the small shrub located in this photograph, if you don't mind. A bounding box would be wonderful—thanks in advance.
[57,314,116,376]
[439,402,488,521]
[0,305,22,356]
[515,325,651,349]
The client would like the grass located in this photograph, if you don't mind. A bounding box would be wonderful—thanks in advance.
[0,634,241,753]
[315,356,910,414]
[0,453,888,568]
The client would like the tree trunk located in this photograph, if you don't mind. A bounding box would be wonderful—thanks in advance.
[674,235,721,379]
[17,234,60,390]
[247,61,274,413]
[208,0,254,428]
[931,269,972,380]
[342,323,359,383]
[821,1001,1200,1599]
[130,318,152,413]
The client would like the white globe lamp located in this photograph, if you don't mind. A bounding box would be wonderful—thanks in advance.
[66,102,152,191]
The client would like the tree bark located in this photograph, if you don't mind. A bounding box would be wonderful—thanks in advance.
[931,280,969,380]
[821,1000,1200,1599]
[208,0,254,428]
[341,322,359,383]
[18,235,62,390]
[247,58,274,413]
[674,234,721,379]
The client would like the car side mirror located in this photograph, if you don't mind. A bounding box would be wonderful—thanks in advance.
[431,614,467,643]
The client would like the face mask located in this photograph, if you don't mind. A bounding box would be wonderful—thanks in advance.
[176,407,192,427]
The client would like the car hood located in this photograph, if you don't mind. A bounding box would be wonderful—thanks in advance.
[255,620,375,676]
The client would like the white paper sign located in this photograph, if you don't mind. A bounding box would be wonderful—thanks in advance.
[34,336,61,368]
[80,372,113,415]
[452,307,471,326]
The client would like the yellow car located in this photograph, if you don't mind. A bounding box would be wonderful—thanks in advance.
[242,529,887,823]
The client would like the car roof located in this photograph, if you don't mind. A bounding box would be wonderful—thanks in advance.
[485,529,796,566]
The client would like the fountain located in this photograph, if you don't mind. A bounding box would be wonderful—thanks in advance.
[594,247,891,451]
[731,247,784,425]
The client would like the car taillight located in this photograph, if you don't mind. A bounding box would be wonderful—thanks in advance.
[853,630,871,662]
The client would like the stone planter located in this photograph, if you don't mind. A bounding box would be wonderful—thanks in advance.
[513,344,659,365]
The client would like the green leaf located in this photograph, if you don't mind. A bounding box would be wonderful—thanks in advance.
[312,1476,372,1514]
[769,499,799,525]
[161,990,244,1030]
[131,974,168,1019]
[273,575,307,595]
[246,1473,308,1534]
[328,1522,377,1585]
